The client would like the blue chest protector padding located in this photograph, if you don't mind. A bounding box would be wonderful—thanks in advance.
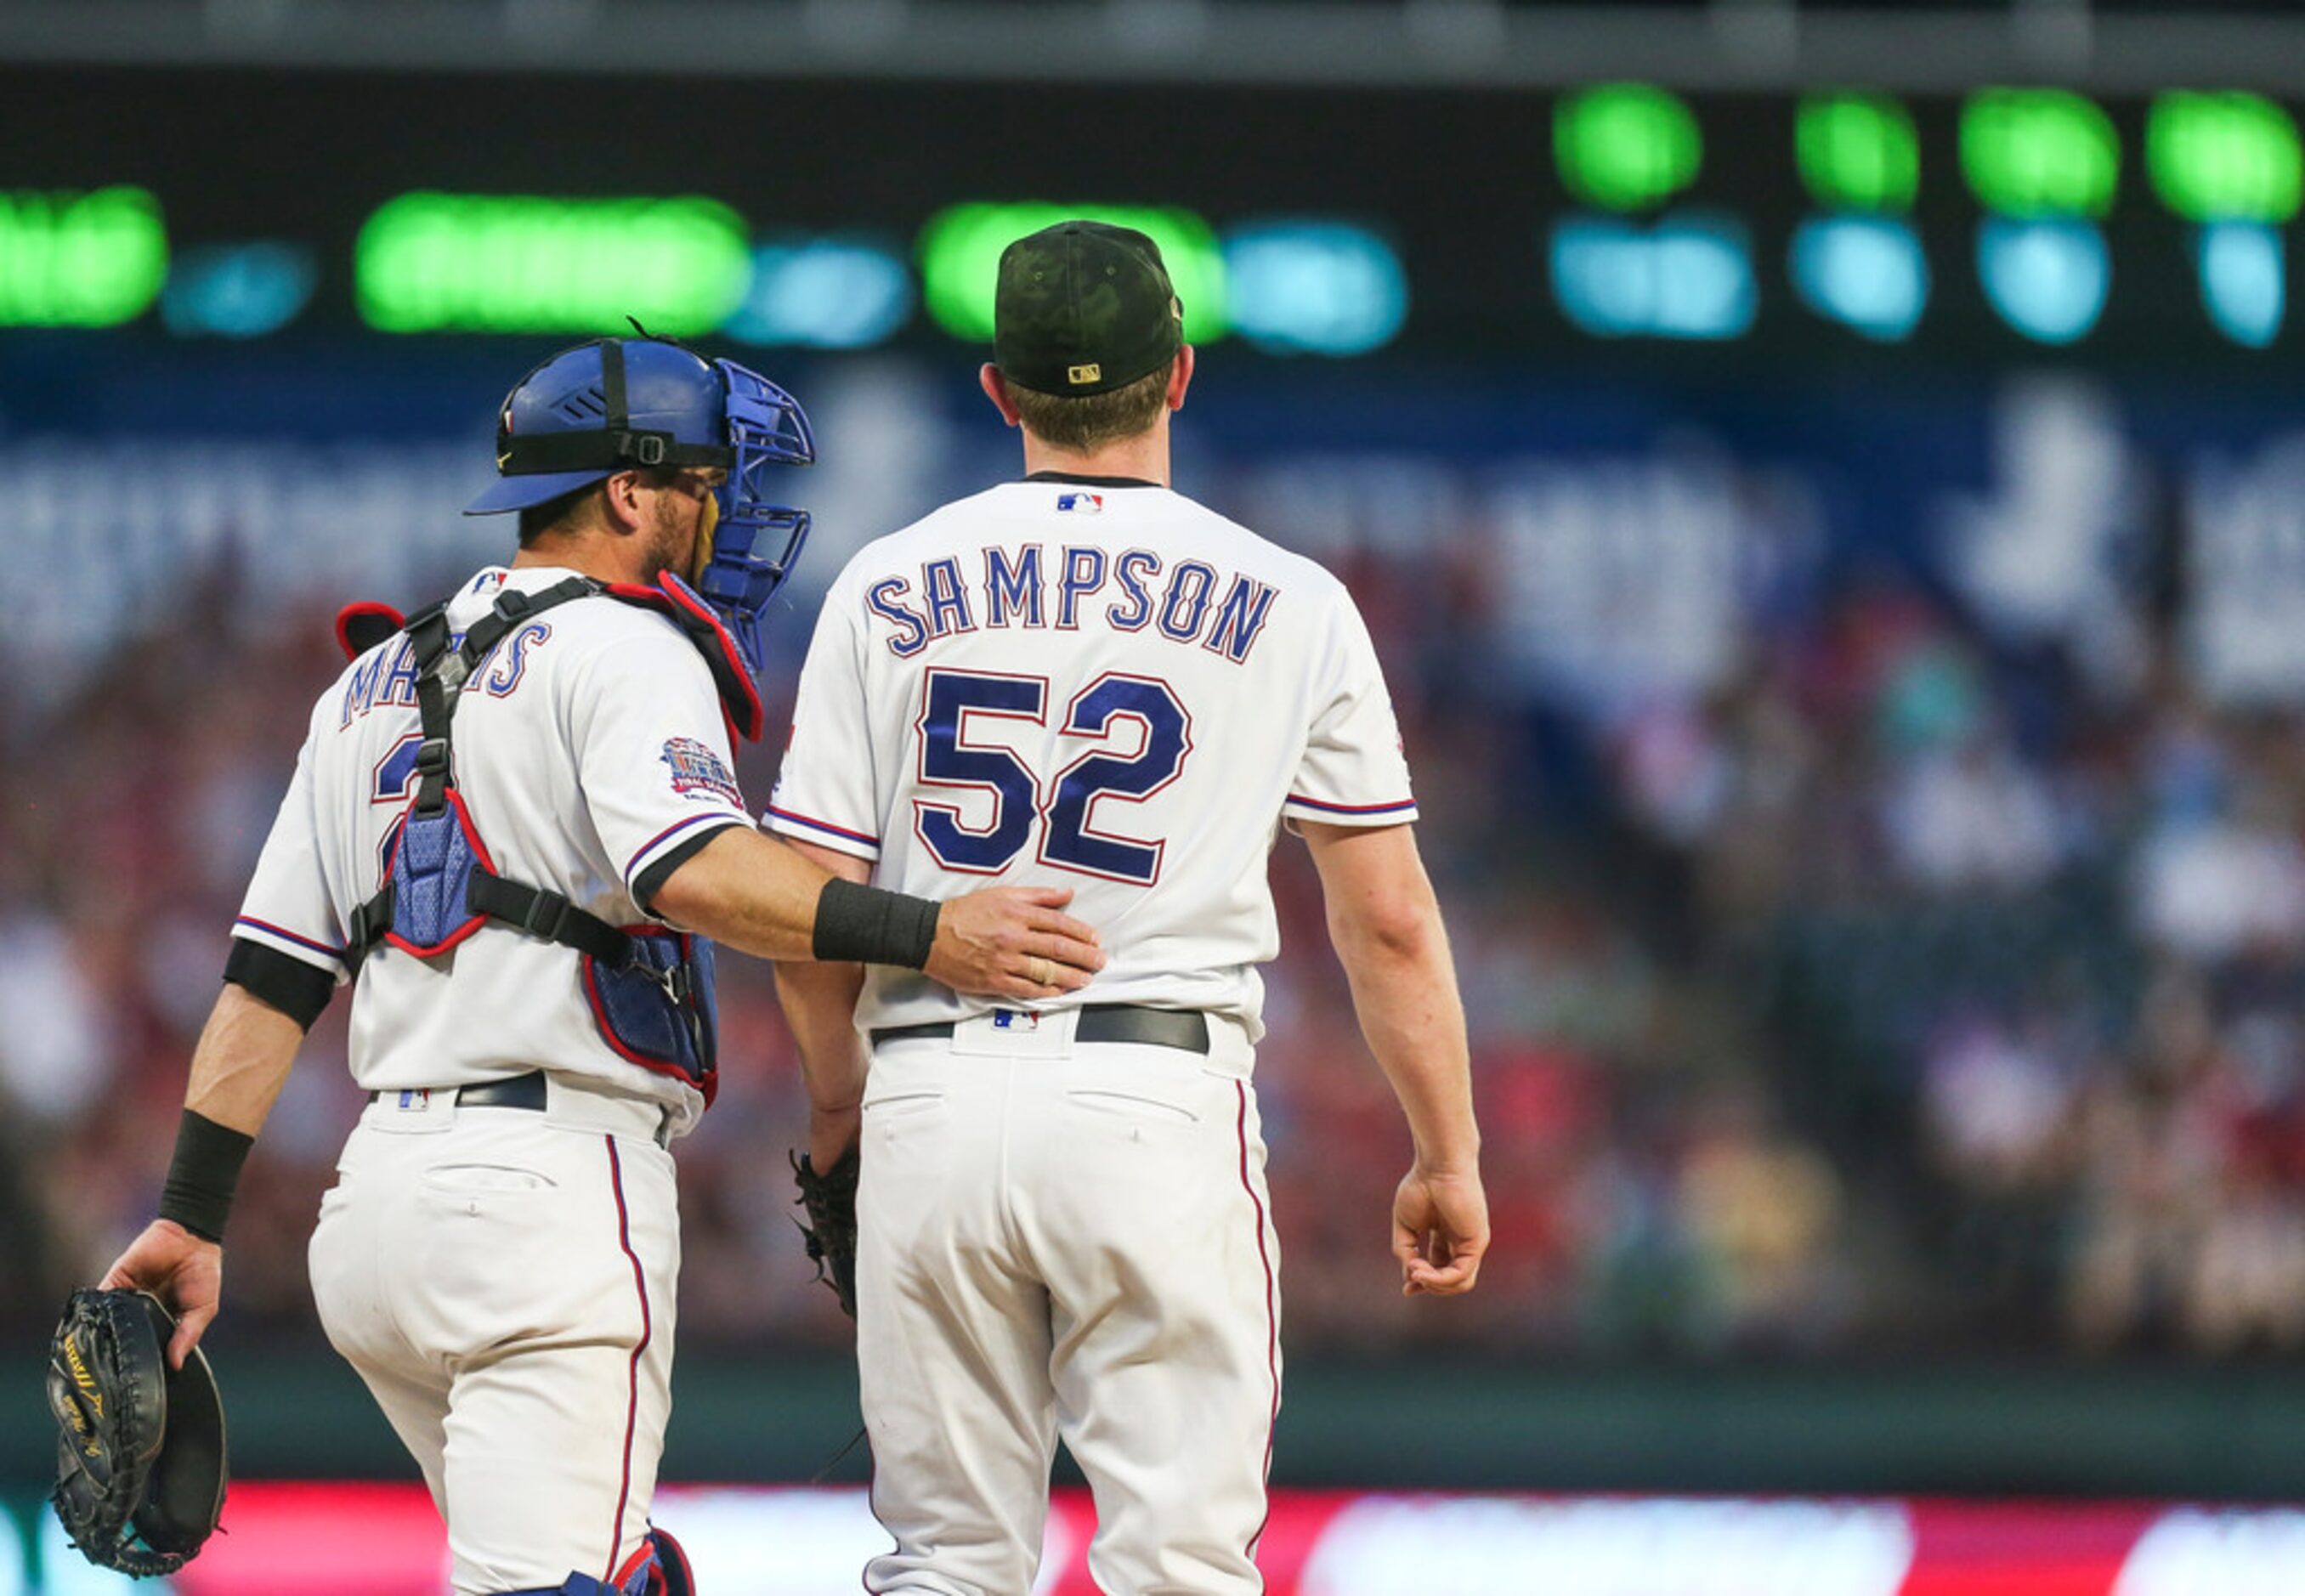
[343,579,737,1106]
[585,931,717,1087]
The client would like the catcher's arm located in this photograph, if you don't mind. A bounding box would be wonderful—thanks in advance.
[1300,820,1488,1298]
[102,982,304,1367]
[773,840,872,1171]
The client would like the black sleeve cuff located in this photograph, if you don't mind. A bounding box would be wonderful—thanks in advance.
[632,823,741,918]
[224,938,336,1030]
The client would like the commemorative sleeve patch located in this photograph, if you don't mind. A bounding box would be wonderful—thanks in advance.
[660,736,745,806]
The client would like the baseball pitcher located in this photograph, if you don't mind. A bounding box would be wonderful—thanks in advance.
[770,223,1489,1594]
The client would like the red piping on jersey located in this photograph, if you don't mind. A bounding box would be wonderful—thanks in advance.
[1283,795,1417,816]
[623,812,748,889]
[231,916,346,960]
[604,1135,653,1585]
[1235,1080,1281,1562]
[762,806,880,849]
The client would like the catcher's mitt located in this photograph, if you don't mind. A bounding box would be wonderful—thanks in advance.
[47,1288,227,1576]
[792,1146,860,1318]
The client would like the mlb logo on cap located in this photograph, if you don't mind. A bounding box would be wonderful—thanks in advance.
[1057,491,1104,514]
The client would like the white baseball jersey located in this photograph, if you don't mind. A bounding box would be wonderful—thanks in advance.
[766,476,1417,1041]
[233,563,754,1136]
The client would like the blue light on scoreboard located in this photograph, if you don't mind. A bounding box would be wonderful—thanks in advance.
[160,242,316,337]
[1222,222,1407,355]
[2197,221,2284,348]
[1977,218,2110,344]
[1790,216,1928,341]
[720,238,912,348]
[1550,213,1755,340]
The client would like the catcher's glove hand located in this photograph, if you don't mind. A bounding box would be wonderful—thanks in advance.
[48,1288,227,1576]
[792,1146,860,1318]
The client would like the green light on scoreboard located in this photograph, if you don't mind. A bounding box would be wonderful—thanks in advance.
[1962,89,2121,218]
[917,203,1227,343]
[1556,84,1702,212]
[2149,92,2302,223]
[355,192,753,335]
[0,186,167,327]
[1798,93,1918,212]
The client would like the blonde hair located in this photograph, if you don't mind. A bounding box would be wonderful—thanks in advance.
[1009,359,1173,454]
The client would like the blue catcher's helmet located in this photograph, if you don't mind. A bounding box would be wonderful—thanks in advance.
[462,337,814,675]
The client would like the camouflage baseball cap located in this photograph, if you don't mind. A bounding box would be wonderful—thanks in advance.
[994,220,1184,398]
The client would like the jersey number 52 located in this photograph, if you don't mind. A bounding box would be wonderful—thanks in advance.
[915,667,1192,886]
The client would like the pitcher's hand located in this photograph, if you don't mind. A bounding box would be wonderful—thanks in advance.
[1392,1165,1489,1297]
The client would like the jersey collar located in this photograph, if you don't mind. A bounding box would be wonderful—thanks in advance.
[1022,470,1164,490]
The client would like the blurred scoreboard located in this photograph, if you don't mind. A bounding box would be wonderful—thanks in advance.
[0,68,2298,360]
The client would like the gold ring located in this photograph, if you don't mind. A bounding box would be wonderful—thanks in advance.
[1029,955,1051,986]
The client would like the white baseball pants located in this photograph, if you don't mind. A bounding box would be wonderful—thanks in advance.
[857,1011,1283,1595]
[308,1078,680,1596]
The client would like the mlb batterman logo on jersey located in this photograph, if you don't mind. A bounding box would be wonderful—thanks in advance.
[1056,491,1102,514]
[660,736,744,805]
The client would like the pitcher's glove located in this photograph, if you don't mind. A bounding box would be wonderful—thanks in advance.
[48,1288,228,1576]
[792,1146,860,1318]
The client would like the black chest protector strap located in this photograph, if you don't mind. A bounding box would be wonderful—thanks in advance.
[344,577,626,972]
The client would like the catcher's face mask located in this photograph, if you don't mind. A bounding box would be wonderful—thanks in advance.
[694,358,813,677]
[466,338,814,678]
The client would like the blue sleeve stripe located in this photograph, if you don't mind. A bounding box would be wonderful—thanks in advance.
[623,812,746,886]
[1284,795,1418,817]
[233,915,347,959]
[762,806,881,848]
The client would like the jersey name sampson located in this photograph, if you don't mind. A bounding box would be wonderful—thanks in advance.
[863,546,1278,665]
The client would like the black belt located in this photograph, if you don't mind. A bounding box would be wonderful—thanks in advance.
[368,1072,547,1110]
[870,1005,1210,1055]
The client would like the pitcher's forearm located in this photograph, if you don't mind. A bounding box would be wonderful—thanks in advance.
[775,959,870,1114]
[1336,929,1480,1173]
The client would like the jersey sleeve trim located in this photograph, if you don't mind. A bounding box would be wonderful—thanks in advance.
[231,915,348,973]
[623,813,750,895]
[1283,795,1419,822]
[762,805,882,862]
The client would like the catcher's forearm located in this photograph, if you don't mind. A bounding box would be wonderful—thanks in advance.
[156,982,305,1242]
[652,825,938,968]
[185,982,306,1135]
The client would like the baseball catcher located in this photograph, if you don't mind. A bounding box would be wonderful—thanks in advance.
[48,1288,227,1576]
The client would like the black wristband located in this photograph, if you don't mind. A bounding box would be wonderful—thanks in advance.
[157,1110,255,1245]
[812,878,940,969]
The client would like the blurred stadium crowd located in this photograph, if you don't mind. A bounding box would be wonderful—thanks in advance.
[5,368,2304,1364]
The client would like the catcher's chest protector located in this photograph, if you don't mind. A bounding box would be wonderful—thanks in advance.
[343,577,756,1105]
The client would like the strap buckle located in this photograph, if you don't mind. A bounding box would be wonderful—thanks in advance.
[516,889,574,943]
